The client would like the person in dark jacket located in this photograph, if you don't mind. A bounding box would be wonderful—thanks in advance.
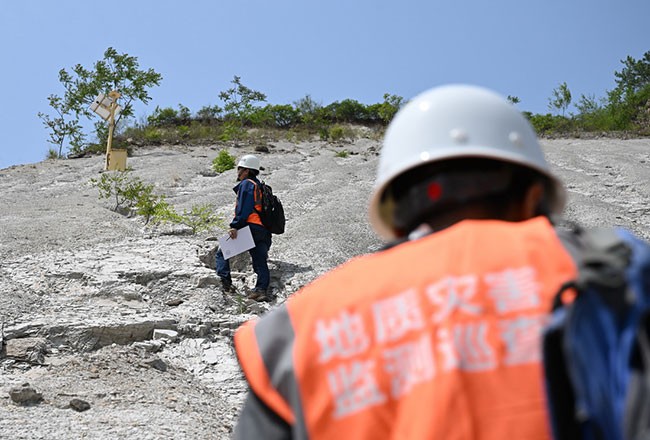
[216,154,272,301]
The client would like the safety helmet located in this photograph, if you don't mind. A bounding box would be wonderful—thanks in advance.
[237,154,260,171]
[368,84,566,240]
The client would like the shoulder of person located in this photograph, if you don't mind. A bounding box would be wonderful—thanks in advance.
[245,177,262,185]
[239,179,258,190]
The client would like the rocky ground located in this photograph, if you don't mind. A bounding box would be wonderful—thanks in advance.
[0,135,649,439]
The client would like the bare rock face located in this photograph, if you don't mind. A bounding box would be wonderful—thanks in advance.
[5,337,47,364]
[69,398,91,412]
[0,138,649,438]
[9,383,43,405]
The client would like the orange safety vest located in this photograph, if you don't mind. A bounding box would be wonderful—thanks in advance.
[237,179,263,226]
[235,217,578,439]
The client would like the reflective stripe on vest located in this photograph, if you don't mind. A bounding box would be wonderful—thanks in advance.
[235,317,296,424]
[236,217,578,439]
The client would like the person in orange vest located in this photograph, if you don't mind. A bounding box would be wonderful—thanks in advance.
[216,154,273,301]
[233,84,576,439]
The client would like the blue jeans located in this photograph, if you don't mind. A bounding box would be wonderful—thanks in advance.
[216,224,272,290]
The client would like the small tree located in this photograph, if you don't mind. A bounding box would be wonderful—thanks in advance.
[293,94,324,128]
[90,169,173,225]
[134,185,172,226]
[166,204,224,234]
[90,169,141,212]
[574,93,612,131]
[548,82,572,116]
[218,75,267,124]
[38,95,85,158]
[607,51,650,130]
[614,51,650,95]
[377,93,404,125]
[56,47,162,153]
[576,93,601,115]
[196,104,223,124]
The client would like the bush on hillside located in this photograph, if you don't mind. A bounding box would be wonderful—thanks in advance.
[212,150,236,174]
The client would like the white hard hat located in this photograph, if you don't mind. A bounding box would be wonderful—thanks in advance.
[368,84,566,240]
[237,154,260,171]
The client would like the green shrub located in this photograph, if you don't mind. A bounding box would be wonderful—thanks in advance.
[318,125,330,141]
[335,150,349,158]
[527,113,574,135]
[90,169,165,220]
[143,127,163,144]
[164,204,224,234]
[147,106,179,127]
[89,169,222,232]
[328,125,345,141]
[324,99,369,123]
[218,121,245,142]
[196,105,223,124]
[247,106,275,127]
[212,149,236,174]
[326,124,356,142]
[177,125,190,138]
[133,184,172,225]
[90,169,144,212]
[46,148,60,160]
[256,104,300,128]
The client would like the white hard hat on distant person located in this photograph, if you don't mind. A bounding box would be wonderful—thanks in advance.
[238,154,261,171]
[368,84,567,240]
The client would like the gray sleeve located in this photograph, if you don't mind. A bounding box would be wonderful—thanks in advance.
[233,388,292,440]
[233,304,308,439]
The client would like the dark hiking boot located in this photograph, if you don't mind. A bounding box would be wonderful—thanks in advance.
[221,278,234,293]
[246,287,269,301]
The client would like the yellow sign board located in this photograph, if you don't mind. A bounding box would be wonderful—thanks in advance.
[107,149,127,171]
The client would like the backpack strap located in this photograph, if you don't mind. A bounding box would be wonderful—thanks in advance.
[546,226,647,440]
[625,311,650,439]
[246,179,263,211]
[555,226,633,312]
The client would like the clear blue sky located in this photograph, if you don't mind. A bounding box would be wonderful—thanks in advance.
[1,0,648,169]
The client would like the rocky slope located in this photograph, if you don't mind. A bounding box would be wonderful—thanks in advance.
[0,137,649,439]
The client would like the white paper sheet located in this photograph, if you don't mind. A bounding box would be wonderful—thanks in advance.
[218,226,255,259]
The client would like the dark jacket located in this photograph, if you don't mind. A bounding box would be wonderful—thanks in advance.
[230,177,261,230]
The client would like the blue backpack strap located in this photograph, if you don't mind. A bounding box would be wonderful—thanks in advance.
[622,229,650,440]
[625,312,650,440]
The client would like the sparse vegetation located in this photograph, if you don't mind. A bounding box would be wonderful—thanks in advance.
[132,184,172,226]
[548,82,572,116]
[46,148,61,160]
[527,51,650,135]
[90,169,171,225]
[45,50,650,162]
[38,94,85,158]
[328,125,345,142]
[212,150,236,174]
[40,47,162,158]
[162,204,224,234]
[90,169,144,212]
[90,169,223,232]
